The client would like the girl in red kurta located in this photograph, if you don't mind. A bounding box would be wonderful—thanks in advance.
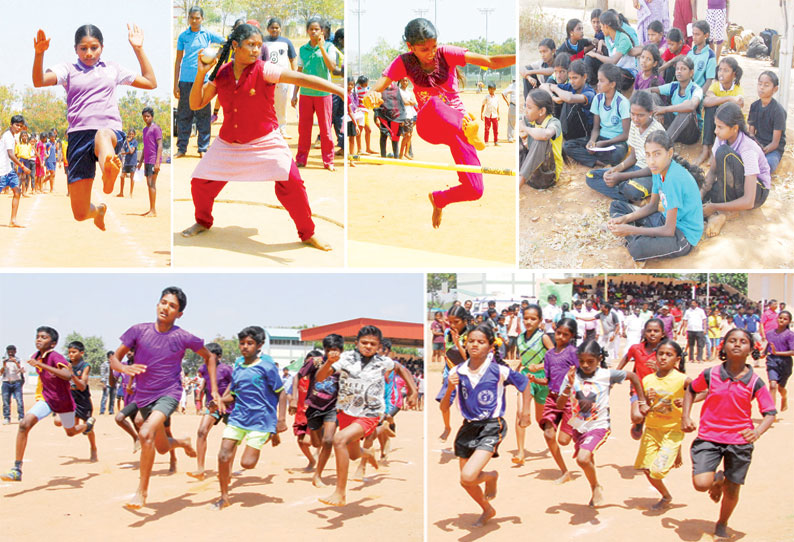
[180,24,343,250]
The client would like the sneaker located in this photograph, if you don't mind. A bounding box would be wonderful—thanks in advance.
[174,151,186,159]
[84,417,96,434]
[0,468,21,482]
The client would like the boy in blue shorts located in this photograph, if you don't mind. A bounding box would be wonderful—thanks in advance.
[45,132,57,193]
[0,115,30,228]
[213,326,287,510]
[112,286,223,509]
[1,326,95,482]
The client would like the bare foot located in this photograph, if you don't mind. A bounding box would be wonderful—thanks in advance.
[209,497,231,511]
[714,522,729,539]
[124,492,146,510]
[133,439,141,454]
[438,426,451,442]
[362,447,379,471]
[116,193,124,197]
[181,439,197,458]
[302,461,316,473]
[303,235,332,251]
[102,155,122,194]
[90,450,98,463]
[312,474,328,488]
[473,505,496,527]
[631,423,643,440]
[484,471,498,501]
[186,470,206,481]
[705,213,727,238]
[352,461,366,482]
[461,113,486,151]
[782,395,788,411]
[381,439,392,458]
[181,223,208,237]
[651,496,672,511]
[382,426,396,438]
[673,449,683,469]
[140,209,156,218]
[709,471,725,503]
[319,490,346,506]
[695,150,711,167]
[169,459,177,474]
[511,454,525,466]
[588,484,605,508]
[428,193,442,229]
[93,203,107,231]
[9,221,24,228]
[554,471,573,485]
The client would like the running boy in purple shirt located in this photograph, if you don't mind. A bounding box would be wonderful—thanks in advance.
[111,286,223,510]
[137,107,162,217]
[1,327,95,482]
[292,333,344,488]
[187,342,234,480]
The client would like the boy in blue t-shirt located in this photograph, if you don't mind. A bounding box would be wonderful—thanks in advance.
[213,325,286,510]
[118,129,138,197]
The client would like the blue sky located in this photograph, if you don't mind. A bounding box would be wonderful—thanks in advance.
[0,0,171,101]
[348,0,516,55]
[0,273,424,356]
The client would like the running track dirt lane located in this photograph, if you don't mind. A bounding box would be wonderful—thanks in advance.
[0,165,171,267]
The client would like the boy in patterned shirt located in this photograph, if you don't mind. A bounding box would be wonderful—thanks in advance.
[314,325,417,506]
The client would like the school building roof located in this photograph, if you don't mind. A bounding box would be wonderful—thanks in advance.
[300,318,424,348]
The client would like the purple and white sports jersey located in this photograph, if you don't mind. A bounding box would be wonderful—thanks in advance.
[451,355,528,420]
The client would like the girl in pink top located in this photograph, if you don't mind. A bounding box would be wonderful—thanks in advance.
[180,24,342,251]
[367,19,515,228]
[682,328,777,540]
[33,24,157,230]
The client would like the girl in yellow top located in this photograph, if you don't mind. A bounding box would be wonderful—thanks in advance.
[708,307,723,360]
[519,89,563,189]
[15,132,34,195]
[634,338,691,510]
[697,57,744,166]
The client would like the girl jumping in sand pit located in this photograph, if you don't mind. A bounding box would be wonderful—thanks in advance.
[179,23,341,251]
[365,18,515,228]
[32,24,156,231]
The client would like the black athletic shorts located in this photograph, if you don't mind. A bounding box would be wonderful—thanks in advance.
[454,417,508,459]
[306,406,337,432]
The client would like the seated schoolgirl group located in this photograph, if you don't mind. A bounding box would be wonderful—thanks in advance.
[520,9,786,263]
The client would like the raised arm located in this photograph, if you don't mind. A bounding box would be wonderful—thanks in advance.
[32,30,57,87]
[127,24,157,90]
[464,51,516,70]
[189,53,218,110]
[279,69,344,98]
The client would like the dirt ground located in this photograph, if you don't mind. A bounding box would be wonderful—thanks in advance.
[519,54,794,269]
[0,393,422,541]
[171,110,345,268]
[347,92,516,267]
[426,352,794,542]
[0,165,171,267]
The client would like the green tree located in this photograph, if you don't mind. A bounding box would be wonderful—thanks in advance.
[0,85,18,128]
[118,92,172,150]
[61,333,107,375]
[427,273,457,307]
[692,273,748,295]
[20,89,67,135]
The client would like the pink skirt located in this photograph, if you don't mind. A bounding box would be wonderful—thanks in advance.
[190,130,291,182]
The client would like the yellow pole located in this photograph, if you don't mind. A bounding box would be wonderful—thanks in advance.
[349,155,514,176]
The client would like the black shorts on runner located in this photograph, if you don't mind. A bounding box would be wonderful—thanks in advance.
[691,438,754,485]
[306,406,337,432]
[72,393,93,421]
[454,417,508,459]
[139,396,179,421]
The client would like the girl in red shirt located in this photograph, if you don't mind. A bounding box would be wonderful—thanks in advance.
[180,24,343,251]
[616,317,665,439]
